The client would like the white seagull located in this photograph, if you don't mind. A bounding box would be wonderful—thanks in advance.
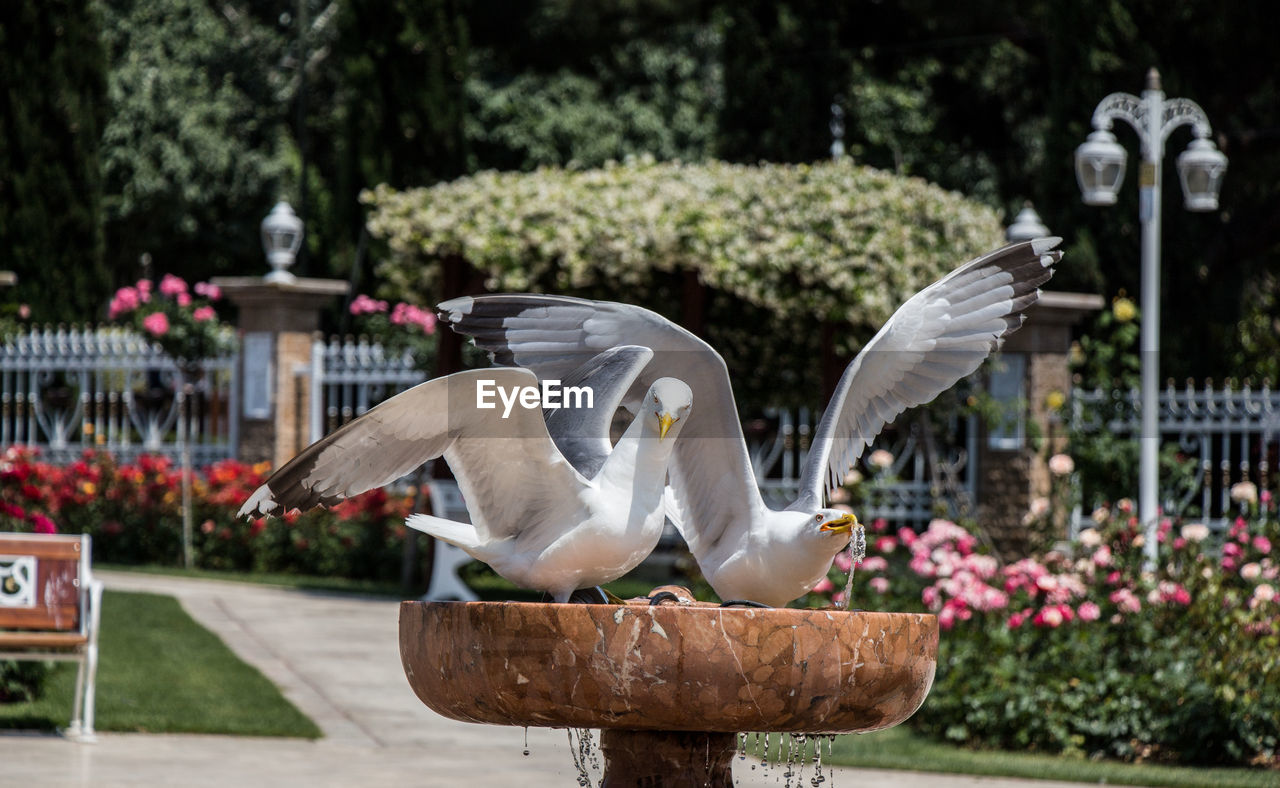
[438,237,1062,607]
[238,350,692,603]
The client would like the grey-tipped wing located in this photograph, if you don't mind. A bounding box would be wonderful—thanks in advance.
[439,294,767,559]
[545,345,654,479]
[789,237,1062,512]
[238,367,588,538]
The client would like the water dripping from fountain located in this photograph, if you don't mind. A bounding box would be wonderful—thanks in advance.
[566,728,598,787]
[522,726,530,756]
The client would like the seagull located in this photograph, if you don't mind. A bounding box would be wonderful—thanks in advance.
[437,237,1062,607]
[238,350,693,603]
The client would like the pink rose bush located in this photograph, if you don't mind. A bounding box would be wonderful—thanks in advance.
[808,503,1280,766]
[109,273,234,368]
[346,292,438,371]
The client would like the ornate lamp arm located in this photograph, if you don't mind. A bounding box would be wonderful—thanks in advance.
[1090,92,1146,135]
[1160,98,1213,142]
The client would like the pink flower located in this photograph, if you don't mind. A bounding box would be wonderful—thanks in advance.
[1006,609,1030,629]
[1034,606,1064,628]
[897,527,917,546]
[871,517,888,533]
[17,304,30,319]
[1077,601,1101,621]
[1048,453,1075,476]
[349,294,389,315]
[1180,523,1210,542]
[1254,536,1272,554]
[874,536,896,554]
[108,286,141,318]
[177,292,191,307]
[869,577,889,594]
[868,449,894,469]
[142,312,170,337]
[159,274,188,297]
[812,577,834,594]
[937,606,956,630]
[861,556,888,573]
[136,279,153,297]
[194,282,222,300]
[1242,563,1263,580]
[390,302,437,334]
[1092,545,1113,567]
[193,306,217,322]
[1110,588,1142,613]
[30,512,57,534]
[1254,584,1275,604]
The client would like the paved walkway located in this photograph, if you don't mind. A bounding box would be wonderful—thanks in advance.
[3,571,1102,787]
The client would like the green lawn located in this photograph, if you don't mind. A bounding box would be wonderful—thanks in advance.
[0,590,320,737]
[816,725,1274,788]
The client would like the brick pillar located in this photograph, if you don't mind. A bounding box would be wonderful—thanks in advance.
[977,292,1103,558]
[211,276,349,470]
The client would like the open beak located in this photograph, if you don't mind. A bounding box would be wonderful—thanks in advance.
[658,413,675,440]
[819,512,860,534]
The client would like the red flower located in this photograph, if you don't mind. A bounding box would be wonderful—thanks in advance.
[30,512,57,534]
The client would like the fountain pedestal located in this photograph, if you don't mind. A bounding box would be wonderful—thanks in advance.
[599,730,735,787]
[399,588,937,785]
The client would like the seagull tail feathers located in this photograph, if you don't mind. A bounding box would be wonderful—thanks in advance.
[406,513,484,554]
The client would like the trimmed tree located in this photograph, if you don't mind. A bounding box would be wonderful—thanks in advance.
[364,157,1005,409]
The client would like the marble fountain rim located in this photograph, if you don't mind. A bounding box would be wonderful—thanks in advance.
[399,600,939,735]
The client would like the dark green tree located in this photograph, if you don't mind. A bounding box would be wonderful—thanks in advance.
[0,1,108,321]
[97,0,289,292]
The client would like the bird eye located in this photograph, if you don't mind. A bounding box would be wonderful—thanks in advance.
[815,514,823,522]
[652,395,659,404]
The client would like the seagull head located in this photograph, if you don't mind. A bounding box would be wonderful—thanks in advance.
[812,508,860,538]
[646,377,693,440]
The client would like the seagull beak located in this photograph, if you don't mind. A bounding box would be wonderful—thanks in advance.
[820,512,860,534]
[658,413,675,440]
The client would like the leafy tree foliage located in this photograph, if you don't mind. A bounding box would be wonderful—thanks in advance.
[0,1,109,321]
[96,0,289,290]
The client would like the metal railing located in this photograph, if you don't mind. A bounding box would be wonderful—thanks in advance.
[308,335,427,443]
[0,326,237,465]
[748,408,977,530]
[1071,380,1280,531]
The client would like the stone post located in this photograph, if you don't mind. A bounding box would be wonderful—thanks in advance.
[977,291,1103,558]
[211,276,349,469]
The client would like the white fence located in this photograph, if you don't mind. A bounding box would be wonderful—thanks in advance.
[1071,381,1280,531]
[0,326,237,465]
[307,336,425,442]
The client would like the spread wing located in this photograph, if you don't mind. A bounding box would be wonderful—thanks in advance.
[544,345,654,479]
[438,295,768,559]
[790,237,1062,512]
[239,367,588,540]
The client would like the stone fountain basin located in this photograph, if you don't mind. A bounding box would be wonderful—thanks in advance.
[399,598,937,734]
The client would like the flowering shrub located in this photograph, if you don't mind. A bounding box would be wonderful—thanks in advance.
[346,293,438,371]
[810,501,1280,766]
[365,157,1004,412]
[108,274,235,369]
[0,446,421,583]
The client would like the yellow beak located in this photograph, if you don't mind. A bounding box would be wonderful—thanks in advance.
[658,413,675,440]
[819,512,860,534]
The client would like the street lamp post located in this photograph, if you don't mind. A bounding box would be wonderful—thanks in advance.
[1074,68,1227,566]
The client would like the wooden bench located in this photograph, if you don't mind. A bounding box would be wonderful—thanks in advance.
[0,532,104,741]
